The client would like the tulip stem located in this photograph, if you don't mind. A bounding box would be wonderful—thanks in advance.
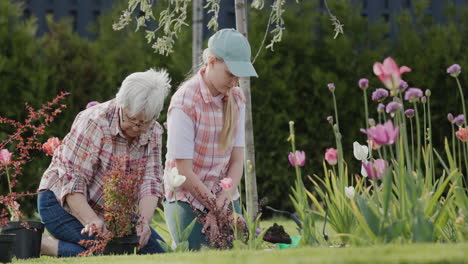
[423,101,427,152]
[173,189,181,241]
[363,90,372,159]
[451,123,456,165]
[363,90,369,130]
[331,91,344,180]
[409,119,415,171]
[5,166,12,194]
[457,138,462,171]
[426,96,435,183]
[398,94,411,172]
[288,122,306,213]
[413,103,421,170]
[455,77,467,124]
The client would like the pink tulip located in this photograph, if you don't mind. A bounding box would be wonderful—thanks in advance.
[361,120,399,146]
[0,149,12,165]
[288,150,306,167]
[362,159,388,179]
[220,177,233,189]
[43,137,61,156]
[324,148,338,166]
[373,57,411,94]
[456,127,468,142]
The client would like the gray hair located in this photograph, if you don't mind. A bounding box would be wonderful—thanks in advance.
[116,68,171,120]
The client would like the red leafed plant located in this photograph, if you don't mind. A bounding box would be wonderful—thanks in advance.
[103,156,144,237]
[0,92,69,226]
[78,156,145,256]
[191,194,247,249]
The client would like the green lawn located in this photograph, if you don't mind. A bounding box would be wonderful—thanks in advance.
[11,218,468,264]
[17,243,468,264]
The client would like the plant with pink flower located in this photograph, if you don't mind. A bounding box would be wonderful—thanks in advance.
[288,150,306,167]
[361,159,388,179]
[0,149,12,165]
[42,137,61,156]
[325,148,338,166]
[456,127,468,142]
[373,57,412,95]
[361,120,399,146]
[220,177,233,190]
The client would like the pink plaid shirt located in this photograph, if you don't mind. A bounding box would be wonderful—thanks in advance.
[165,71,245,211]
[39,99,164,216]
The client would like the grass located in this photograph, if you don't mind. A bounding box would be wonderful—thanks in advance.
[13,218,468,264]
[18,243,468,264]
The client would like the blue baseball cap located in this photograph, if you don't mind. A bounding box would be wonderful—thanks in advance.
[208,28,258,78]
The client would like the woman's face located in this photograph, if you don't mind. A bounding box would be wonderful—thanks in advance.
[206,58,239,96]
[119,107,153,139]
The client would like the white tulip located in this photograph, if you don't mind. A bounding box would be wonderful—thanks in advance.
[345,186,355,199]
[353,141,369,161]
[361,163,368,178]
[164,167,186,188]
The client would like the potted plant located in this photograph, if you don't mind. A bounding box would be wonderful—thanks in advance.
[0,92,68,260]
[79,156,144,256]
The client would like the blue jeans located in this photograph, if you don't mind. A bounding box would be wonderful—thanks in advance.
[38,190,165,257]
[164,200,241,250]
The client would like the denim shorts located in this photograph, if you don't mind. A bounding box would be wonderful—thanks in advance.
[38,189,165,257]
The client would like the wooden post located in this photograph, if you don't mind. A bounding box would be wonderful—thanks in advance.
[234,0,258,219]
[192,0,203,70]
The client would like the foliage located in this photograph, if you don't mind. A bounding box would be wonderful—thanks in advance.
[0,0,192,216]
[102,156,144,238]
[0,92,68,226]
[114,0,342,55]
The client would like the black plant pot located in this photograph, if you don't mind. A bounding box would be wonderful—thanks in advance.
[0,234,16,263]
[103,234,139,255]
[1,221,44,259]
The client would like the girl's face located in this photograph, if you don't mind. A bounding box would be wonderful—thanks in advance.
[206,58,239,96]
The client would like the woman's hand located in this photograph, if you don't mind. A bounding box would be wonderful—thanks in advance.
[80,218,108,237]
[136,220,152,250]
[215,192,230,213]
[202,211,219,242]
[233,214,247,232]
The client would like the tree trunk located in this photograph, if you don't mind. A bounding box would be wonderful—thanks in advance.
[234,0,258,220]
[192,0,203,70]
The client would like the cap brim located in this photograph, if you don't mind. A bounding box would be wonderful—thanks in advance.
[225,60,258,78]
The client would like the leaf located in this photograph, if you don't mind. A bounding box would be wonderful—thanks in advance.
[180,218,197,241]
[355,195,381,236]
[412,212,434,242]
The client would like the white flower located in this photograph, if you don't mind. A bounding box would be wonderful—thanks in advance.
[361,163,368,178]
[353,141,369,161]
[164,167,186,188]
[344,186,355,199]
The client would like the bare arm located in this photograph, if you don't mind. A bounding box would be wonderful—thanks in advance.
[136,196,159,249]
[223,147,244,196]
[138,196,159,224]
[216,147,244,207]
[66,193,107,236]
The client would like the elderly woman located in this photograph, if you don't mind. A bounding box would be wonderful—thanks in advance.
[37,69,170,257]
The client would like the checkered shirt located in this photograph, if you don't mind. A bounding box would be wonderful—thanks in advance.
[165,72,245,211]
[38,99,164,216]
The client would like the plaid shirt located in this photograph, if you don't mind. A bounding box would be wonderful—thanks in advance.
[39,99,164,216]
[165,72,245,211]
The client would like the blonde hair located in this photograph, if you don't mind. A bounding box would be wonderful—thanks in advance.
[202,48,237,151]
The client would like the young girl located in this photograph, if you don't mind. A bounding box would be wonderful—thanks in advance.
[164,28,258,249]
